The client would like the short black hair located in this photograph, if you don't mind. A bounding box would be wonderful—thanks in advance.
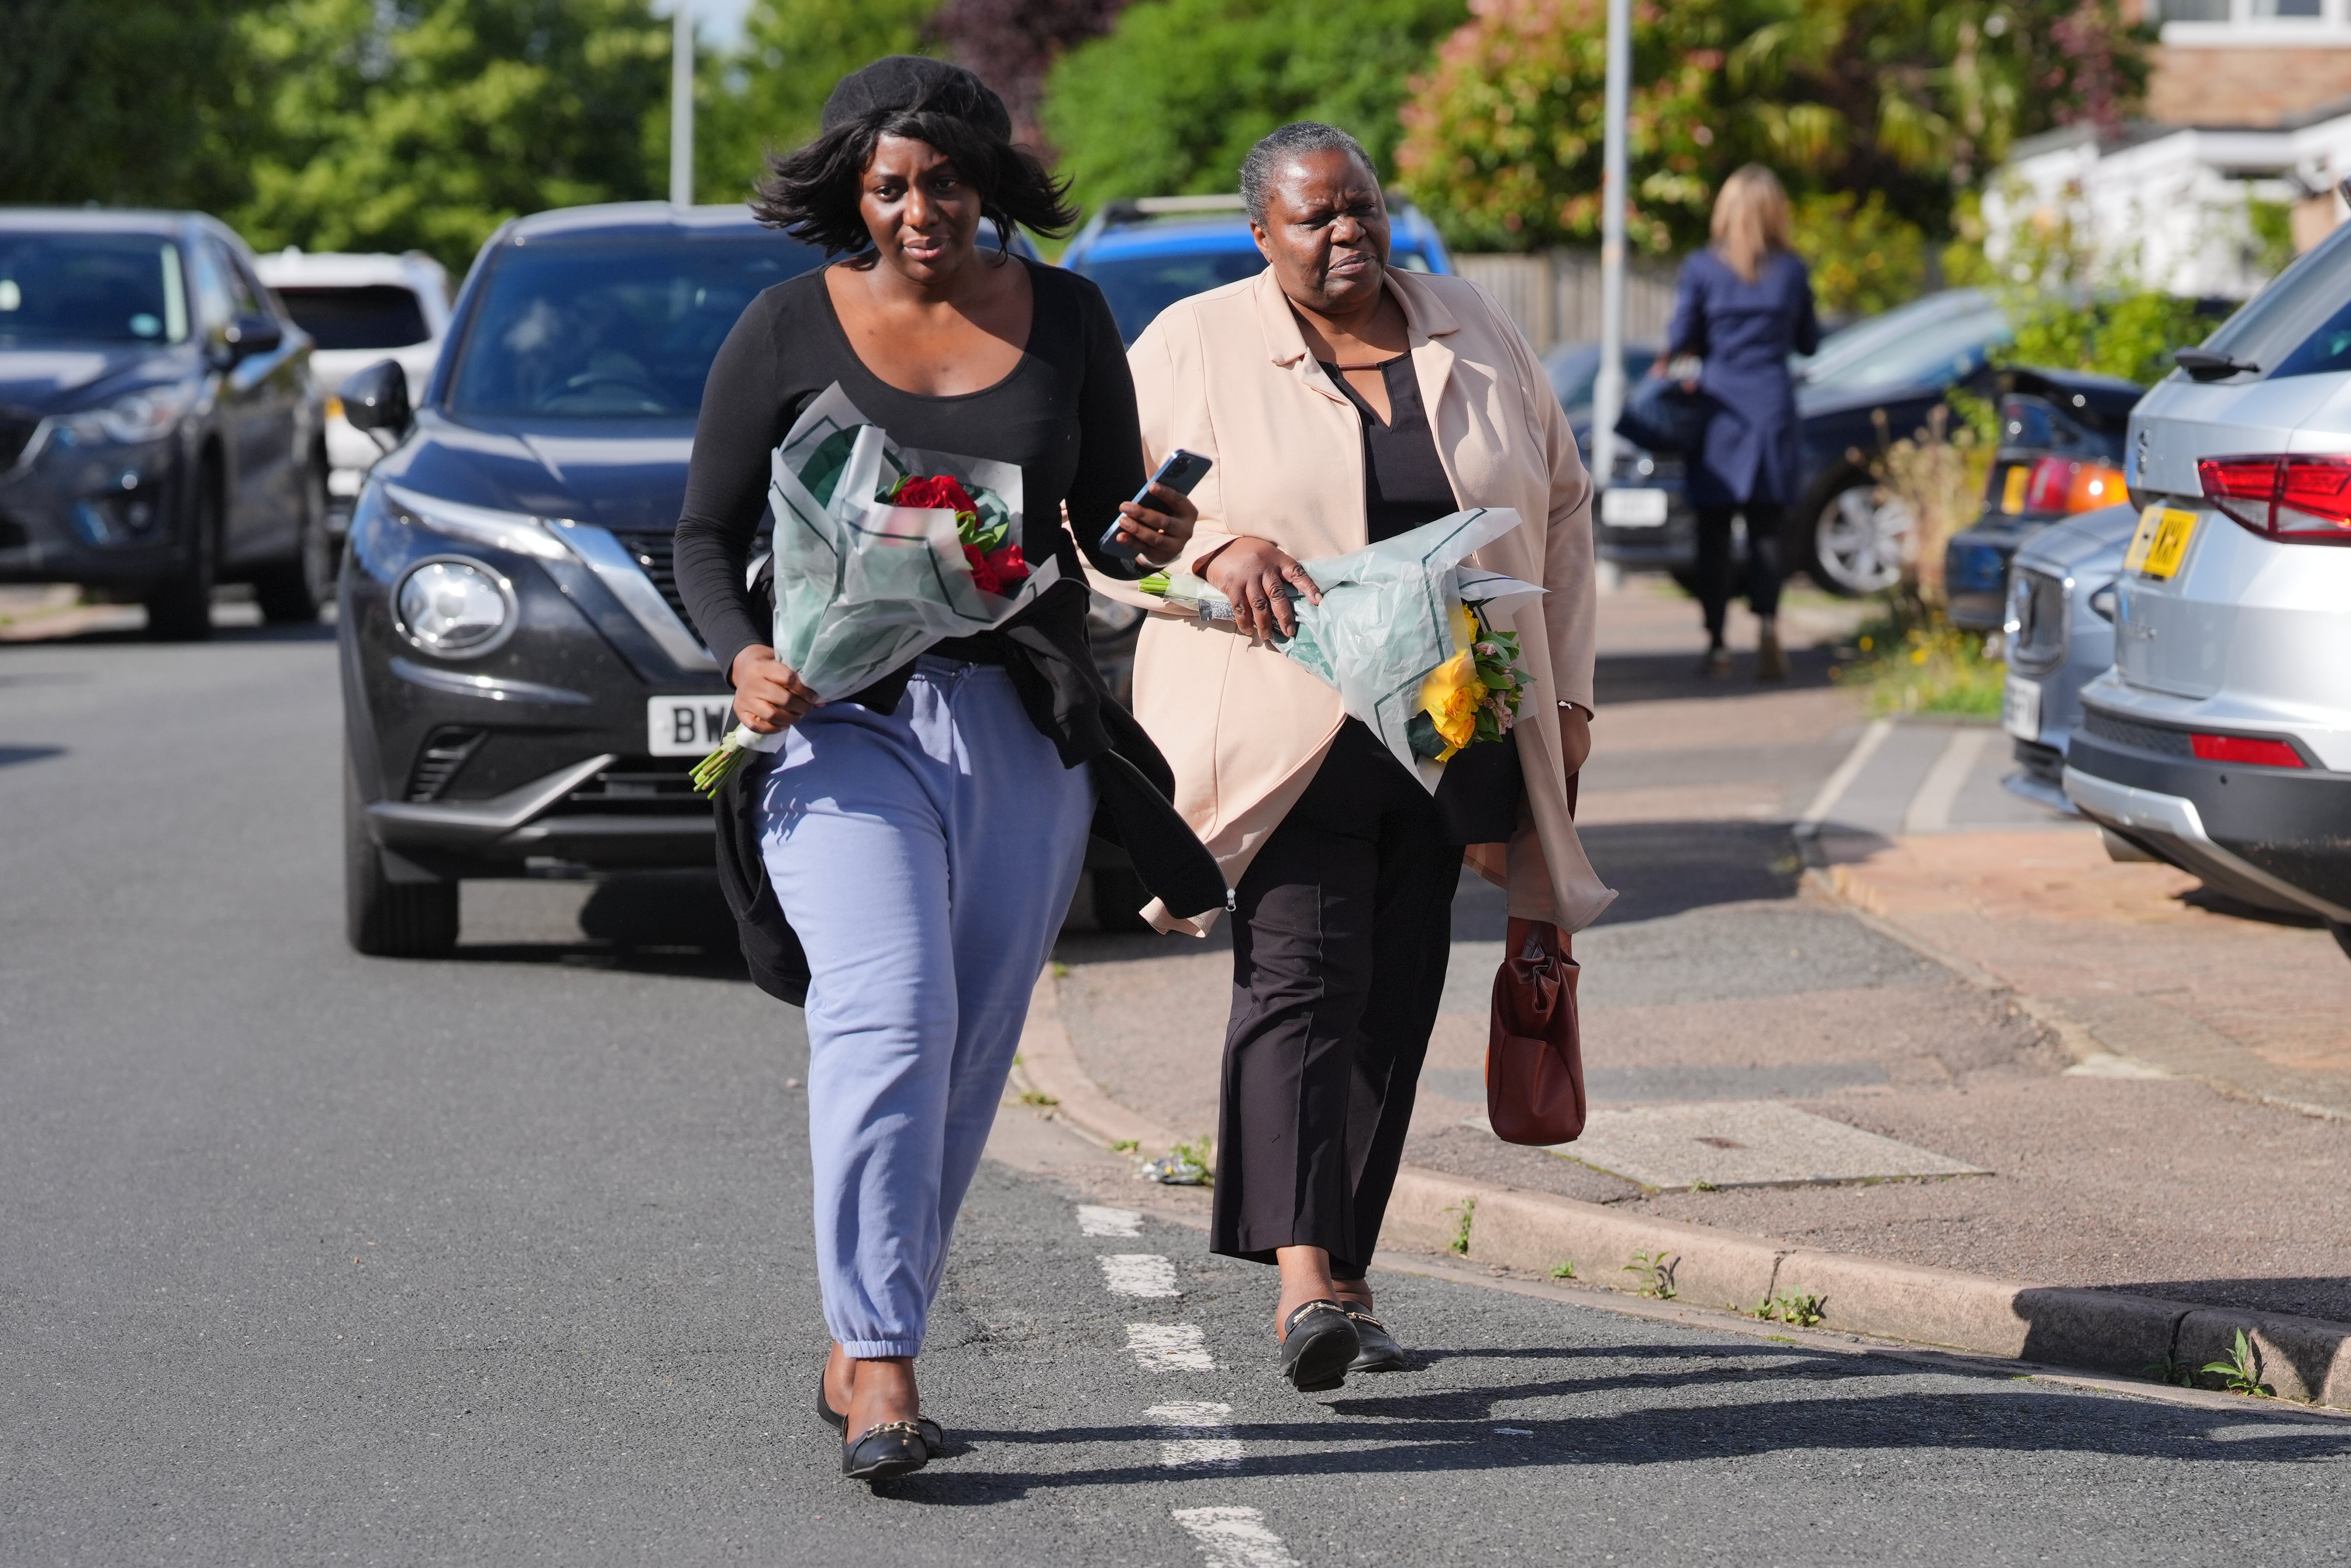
[1240,122,1378,223]
[751,103,1078,256]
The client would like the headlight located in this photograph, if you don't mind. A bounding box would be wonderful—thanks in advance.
[384,482,574,561]
[396,559,514,656]
[59,384,198,446]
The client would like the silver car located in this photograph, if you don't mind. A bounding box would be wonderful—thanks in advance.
[1999,501,2138,813]
[2062,224,2351,957]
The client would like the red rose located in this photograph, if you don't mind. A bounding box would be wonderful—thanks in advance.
[984,542,1029,587]
[894,474,978,514]
[963,543,1003,595]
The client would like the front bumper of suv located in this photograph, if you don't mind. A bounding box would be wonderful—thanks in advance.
[2063,712,2351,923]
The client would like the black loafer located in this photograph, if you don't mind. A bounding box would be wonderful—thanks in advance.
[1277,1299,1360,1393]
[843,1419,929,1481]
[1342,1308,1407,1372]
[819,1373,943,1453]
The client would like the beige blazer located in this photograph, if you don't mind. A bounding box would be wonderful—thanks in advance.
[1101,264,1616,937]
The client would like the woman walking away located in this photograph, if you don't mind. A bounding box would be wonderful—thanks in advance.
[673,57,1197,1481]
[1659,165,1819,680]
[1116,122,1613,1393]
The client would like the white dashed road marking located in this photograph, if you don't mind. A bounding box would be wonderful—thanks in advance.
[1100,1253,1179,1297]
[1147,1401,1242,1468]
[1126,1322,1216,1371]
[1171,1505,1301,1568]
[1077,1205,1143,1237]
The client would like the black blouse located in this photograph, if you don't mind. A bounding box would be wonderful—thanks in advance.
[673,258,1144,730]
[1319,355,1522,846]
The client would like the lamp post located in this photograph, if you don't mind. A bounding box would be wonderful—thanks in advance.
[670,0,694,208]
[1590,0,1631,492]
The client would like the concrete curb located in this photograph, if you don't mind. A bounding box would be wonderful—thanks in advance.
[1018,964,2351,1409]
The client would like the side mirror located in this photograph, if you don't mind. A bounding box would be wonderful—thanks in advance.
[340,358,413,440]
[221,313,284,362]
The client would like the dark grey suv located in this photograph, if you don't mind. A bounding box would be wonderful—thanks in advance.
[0,210,330,638]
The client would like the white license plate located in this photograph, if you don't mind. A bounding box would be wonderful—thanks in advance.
[1600,486,1669,527]
[647,695,735,757]
[2001,676,2042,742]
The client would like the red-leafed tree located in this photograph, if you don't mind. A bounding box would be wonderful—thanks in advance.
[930,0,1131,147]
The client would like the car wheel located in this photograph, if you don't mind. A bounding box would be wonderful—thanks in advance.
[345,750,458,957]
[254,454,333,624]
[144,462,220,641]
[1805,479,1911,597]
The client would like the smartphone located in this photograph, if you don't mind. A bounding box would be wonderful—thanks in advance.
[1099,448,1213,572]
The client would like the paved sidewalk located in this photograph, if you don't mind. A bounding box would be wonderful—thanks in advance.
[1051,576,2351,1329]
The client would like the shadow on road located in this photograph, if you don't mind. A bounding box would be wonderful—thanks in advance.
[1594,644,1841,706]
[866,1340,2350,1502]
[450,870,753,981]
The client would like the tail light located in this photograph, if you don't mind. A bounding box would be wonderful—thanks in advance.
[2015,456,2127,515]
[2190,732,2307,768]
[2197,454,2351,544]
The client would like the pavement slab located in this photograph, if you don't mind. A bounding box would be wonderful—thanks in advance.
[1480,1101,1990,1192]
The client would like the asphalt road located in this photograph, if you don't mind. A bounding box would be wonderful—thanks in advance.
[7,627,2351,1567]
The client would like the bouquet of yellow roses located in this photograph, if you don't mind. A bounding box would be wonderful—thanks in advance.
[1135,507,1541,787]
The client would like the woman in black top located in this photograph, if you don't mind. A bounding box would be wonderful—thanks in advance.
[673,57,1195,1482]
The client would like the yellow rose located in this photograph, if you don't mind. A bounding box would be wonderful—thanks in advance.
[1418,650,1488,761]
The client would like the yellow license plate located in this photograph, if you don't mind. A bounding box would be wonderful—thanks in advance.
[2126,505,2198,579]
[2000,464,2030,515]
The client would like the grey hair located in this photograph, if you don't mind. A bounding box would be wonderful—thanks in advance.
[1239,121,1378,222]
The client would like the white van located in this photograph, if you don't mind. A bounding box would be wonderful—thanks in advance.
[254,249,449,524]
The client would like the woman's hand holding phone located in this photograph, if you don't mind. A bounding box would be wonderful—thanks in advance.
[1110,483,1198,564]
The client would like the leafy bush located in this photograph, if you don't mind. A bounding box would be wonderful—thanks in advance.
[1794,190,1929,320]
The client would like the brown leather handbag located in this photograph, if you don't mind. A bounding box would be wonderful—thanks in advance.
[1487,916,1585,1145]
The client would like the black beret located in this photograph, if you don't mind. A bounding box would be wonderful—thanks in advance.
[820,56,1011,140]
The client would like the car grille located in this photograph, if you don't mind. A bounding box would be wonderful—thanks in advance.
[555,755,709,815]
[2082,708,2193,757]
[610,529,692,628]
[0,409,39,470]
[2006,567,2069,675]
[405,728,486,801]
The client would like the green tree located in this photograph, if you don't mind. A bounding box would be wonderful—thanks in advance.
[232,0,672,272]
[700,0,945,204]
[1039,0,1468,215]
[0,0,261,211]
[1396,0,2151,256]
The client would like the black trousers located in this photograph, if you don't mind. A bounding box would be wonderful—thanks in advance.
[1694,503,1787,640]
[1210,721,1460,1278]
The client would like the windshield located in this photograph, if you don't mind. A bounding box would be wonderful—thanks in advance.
[2198,221,2351,379]
[444,236,824,417]
[1546,344,1659,409]
[277,285,432,351]
[1073,248,1444,345]
[1800,290,2008,392]
[0,233,188,347]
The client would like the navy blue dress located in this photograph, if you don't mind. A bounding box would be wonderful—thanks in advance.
[1664,249,1821,510]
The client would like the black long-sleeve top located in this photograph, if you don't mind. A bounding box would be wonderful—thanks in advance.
[673,258,1147,712]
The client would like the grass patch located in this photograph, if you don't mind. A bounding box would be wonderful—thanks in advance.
[1832,604,2006,717]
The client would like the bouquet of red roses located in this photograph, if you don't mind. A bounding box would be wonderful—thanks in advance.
[885,473,1029,596]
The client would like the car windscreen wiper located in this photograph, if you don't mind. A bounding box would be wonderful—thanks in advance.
[2173,347,2260,382]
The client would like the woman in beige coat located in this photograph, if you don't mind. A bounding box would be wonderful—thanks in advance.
[1110,122,1614,1392]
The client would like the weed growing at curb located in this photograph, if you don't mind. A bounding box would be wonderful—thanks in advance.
[1110,1139,1139,1154]
[1017,1089,1058,1108]
[2142,1354,2195,1389]
[1623,1249,1678,1300]
[1750,1292,1827,1328]
[2202,1329,2276,1397]
[1549,1260,1576,1280]
[1447,1198,1477,1256]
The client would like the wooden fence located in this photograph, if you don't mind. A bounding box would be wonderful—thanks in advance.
[1452,249,1682,354]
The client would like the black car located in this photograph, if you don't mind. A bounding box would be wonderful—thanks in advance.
[0,209,331,638]
[1581,287,2010,595]
[335,203,1141,955]
[1942,367,2142,632]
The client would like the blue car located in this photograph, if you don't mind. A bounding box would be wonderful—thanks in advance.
[1060,194,1454,346]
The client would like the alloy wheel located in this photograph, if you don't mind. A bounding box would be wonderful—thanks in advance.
[1811,482,1912,596]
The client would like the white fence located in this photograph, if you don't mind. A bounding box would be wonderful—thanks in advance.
[1452,249,1682,353]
